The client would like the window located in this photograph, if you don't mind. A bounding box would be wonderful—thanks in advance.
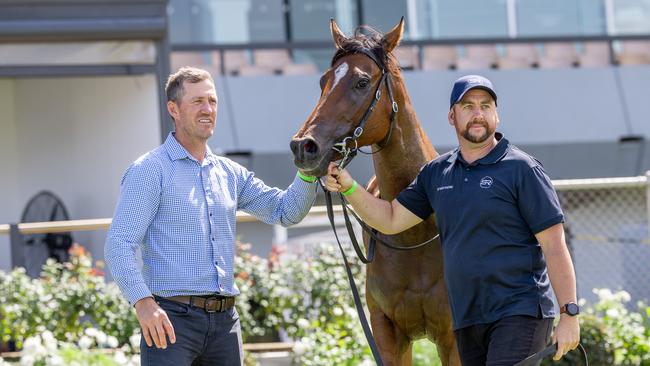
[516,0,606,36]
[612,0,650,34]
[169,0,286,44]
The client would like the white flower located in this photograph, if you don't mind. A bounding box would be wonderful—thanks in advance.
[358,359,374,366]
[293,340,307,355]
[22,336,47,358]
[332,307,343,316]
[45,355,64,366]
[41,331,58,352]
[617,290,631,303]
[78,335,93,349]
[593,288,613,301]
[84,327,98,338]
[20,354,35,366]
[606,308,620,318]
[578,298,587,306]
[107,335,119,348]
[95,330,108,345]
[129,355,141,365]
[130,333,142,349]
[113,351,128,365]
[297,318,310,328]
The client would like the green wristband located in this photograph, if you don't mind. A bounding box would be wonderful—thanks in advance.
[297,171,317,183]
[341,180,358,196]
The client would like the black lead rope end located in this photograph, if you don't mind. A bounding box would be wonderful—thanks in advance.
[514,344,557,366]
[514,343,588,366]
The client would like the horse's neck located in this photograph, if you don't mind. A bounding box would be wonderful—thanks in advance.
[372,76,437,201]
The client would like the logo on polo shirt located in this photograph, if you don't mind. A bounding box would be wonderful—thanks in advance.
[437,185,454,191]
[479,176,493,189]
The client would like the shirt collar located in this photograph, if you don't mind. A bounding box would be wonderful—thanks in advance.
[164,132,216,163]
[447,132,509,166]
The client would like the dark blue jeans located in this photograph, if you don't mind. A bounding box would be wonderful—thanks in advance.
[141,296,243,366]
[454,315,553,366]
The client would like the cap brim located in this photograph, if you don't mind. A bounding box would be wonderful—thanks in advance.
[453,86,498,108]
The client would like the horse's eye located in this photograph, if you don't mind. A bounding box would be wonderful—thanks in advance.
[356,79,370,89]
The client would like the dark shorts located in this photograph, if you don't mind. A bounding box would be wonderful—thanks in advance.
[454,315,553,366]
[141,296,243,366]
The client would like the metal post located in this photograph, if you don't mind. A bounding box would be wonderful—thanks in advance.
[506,0,518,38]
[356,0,364,27]
[272,225,288,246]
[646,171,650,235]
[157,37,173,143]
[9,224,24,269]
[282,0,293,59]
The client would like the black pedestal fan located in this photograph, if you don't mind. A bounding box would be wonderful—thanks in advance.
[20,191,73,276]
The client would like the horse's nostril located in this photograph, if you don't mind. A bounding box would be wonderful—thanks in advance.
[303,140,318,154]
[290,140,300,155]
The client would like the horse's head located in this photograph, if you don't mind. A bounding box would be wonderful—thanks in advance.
[290,18,404,177]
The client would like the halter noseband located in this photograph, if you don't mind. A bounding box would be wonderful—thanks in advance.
[330,48,399,170]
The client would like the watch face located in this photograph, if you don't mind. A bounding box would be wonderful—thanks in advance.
[566,303,580,315]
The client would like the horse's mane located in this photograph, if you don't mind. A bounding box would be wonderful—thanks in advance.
[332,25,400,75]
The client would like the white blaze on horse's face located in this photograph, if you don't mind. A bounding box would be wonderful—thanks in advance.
[329,62,349,96]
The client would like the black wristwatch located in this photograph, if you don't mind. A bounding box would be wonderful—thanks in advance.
[560,302,580,316]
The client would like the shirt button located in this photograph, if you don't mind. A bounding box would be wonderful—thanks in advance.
[464,178,468,182]
[211,237,215,241]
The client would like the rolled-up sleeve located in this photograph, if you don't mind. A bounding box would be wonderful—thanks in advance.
[104,157,161,305]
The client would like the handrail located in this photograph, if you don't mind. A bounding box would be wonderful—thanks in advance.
[0,342,294,358]
[172,33,650,52]
[0,205,343,235]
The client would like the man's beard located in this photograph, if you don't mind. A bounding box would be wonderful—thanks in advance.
[462,120,492,143]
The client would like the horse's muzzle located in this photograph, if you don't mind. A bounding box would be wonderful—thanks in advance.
[290,137,321,163]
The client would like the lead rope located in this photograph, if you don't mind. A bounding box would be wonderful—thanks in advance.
[320,179,384,365]
[514,343,588,366]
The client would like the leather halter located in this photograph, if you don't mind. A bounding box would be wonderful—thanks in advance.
[330,48,398,170]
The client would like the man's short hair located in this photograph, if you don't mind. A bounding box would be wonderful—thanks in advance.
[165,67,214,104]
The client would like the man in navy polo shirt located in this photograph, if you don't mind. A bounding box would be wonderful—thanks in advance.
[324,75,580,365]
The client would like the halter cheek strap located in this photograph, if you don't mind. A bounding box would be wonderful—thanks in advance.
[330,48,399,170]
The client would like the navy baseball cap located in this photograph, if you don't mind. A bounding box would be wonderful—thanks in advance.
[449,75,497,108]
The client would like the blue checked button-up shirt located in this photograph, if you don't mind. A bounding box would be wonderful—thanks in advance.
[105,133,318,305]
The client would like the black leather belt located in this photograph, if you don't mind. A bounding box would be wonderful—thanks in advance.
[164,295,235,313]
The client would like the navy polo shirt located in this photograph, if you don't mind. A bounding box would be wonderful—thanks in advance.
[397,133,563,330]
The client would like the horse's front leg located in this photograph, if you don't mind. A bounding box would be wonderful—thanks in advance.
[368,297,413,366]
[434,333,461,366]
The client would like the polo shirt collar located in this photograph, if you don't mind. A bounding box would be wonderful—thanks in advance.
[164,132,216,163]
[447,132,510,166]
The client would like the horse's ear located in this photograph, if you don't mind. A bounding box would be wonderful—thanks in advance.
[330,19,347,50]
[382,17,404,53]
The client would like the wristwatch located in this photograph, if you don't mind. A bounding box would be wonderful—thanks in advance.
[560,302,580,316]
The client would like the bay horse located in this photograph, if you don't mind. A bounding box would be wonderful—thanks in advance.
[289,19,460,366]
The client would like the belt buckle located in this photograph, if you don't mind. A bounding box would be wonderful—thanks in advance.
[204,297,222,313]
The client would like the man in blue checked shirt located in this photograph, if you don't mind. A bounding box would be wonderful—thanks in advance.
[105,66,318,366]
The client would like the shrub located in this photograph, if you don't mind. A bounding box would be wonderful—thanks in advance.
[0,244,138,349]
[542,289,650,366]
[3,242,649,366]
